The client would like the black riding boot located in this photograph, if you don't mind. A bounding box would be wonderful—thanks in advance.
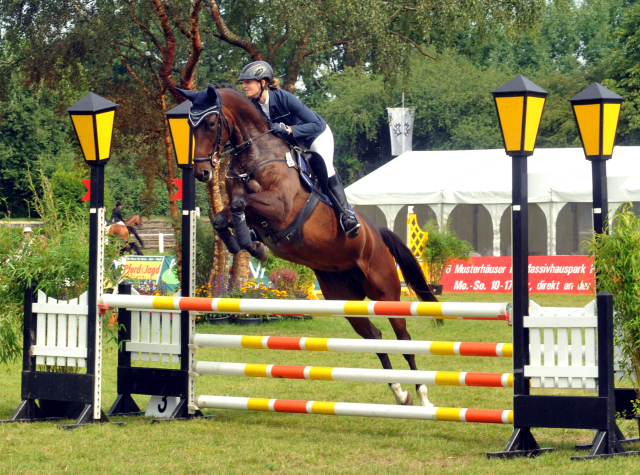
[327,174,360,238]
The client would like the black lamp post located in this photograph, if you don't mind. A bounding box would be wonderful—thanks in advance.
[569,83,624,236]
[165,101,197,388]
[67,92,118,423]
[492,75,548,454]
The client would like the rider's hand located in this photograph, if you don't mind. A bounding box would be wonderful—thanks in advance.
[270,122,290,135]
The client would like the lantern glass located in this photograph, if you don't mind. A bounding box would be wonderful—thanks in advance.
[524,97,545,151]
[603,103,621,155]
[573,103,601,156]
[70,114,97,161]
[96,110,115,160]
[495,96,524,152]
[168,117,194,167]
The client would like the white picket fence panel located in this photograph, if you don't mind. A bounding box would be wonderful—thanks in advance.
[525,300,598,392]
[32,290,89,367]
[126,309,181,363]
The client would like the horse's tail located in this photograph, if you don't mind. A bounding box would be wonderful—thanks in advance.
[378,227,441,306]
[127,226,144,248]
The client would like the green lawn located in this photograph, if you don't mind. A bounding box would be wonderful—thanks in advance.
[1,293,638,474]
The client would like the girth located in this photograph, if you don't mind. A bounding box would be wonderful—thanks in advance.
[256,189,322,249]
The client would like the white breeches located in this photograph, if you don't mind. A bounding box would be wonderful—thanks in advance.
[308,125,335,178]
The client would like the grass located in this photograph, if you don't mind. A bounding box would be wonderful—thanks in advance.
[1,293,639,474]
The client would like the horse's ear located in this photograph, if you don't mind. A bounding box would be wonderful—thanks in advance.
[176,88,196,101]
[207,84,219,104]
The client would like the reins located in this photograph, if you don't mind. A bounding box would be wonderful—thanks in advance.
[192,109,275,168]
[192,105,292,186]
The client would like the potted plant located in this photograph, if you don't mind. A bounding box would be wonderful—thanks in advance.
[586,204,640,405]
[420,220,474,295]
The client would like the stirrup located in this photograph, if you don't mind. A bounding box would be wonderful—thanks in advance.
[340,212,360,238]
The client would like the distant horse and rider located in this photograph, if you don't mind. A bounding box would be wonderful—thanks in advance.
[107,202,144,255]
[176,61,440,408]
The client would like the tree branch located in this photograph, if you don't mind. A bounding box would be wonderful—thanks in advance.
[181,0,204,90]
[207,0,263,61]
[389,31,436,59]
[149,0,181,101]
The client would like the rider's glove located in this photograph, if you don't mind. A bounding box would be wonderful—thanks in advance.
[270,122,290,135]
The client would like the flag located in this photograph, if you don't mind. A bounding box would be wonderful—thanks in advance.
[387,108,415,156]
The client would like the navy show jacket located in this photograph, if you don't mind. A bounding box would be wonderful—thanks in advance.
[252,89,327,149]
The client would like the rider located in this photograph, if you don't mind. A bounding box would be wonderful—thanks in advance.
[238,61,360,239]
[110,202,126,225]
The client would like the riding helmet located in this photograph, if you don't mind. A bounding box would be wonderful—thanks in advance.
[237,61,274,84]
[116,201,122,207]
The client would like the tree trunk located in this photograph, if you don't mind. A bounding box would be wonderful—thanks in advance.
[282,30,311,93]
[230,250,251,288]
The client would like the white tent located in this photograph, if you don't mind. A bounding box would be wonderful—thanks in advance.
[345,147,640,256]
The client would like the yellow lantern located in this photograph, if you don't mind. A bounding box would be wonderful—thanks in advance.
[492,75,548,156]
[166,101,195,168]
[67,93,118,163]
[570,83,624,160]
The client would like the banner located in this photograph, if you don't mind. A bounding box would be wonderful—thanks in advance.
[439,256,595,294]
[122,256,180,292]
[387,107,415,156]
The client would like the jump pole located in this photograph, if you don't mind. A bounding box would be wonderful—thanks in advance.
[101,295,510,321]
[193,361,513,387]
[195,396,513,424]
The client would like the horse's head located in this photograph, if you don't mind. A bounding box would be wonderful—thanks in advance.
[176,85,231,182]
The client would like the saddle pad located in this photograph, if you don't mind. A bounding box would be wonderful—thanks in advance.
[296,150,332,206]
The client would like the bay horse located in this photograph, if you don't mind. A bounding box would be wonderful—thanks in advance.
[107,214,144,255]
[178,85,439,407]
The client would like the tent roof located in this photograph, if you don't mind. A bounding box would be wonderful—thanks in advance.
[345,147,640,205]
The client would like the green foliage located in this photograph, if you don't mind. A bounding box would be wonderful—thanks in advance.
[586,203,640,387]
[603,1,640,144]
[0,74,77,217]
[0,171,120,365]
[421,220,474,285]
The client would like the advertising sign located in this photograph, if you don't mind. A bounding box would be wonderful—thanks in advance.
[439,256,594,294]
[123,256,180,292]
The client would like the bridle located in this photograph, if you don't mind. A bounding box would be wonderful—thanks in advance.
[192,110,233,167]
[192,108,287,186]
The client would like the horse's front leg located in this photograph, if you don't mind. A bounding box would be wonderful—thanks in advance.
[210,207,241,254]
[229,196,269,262]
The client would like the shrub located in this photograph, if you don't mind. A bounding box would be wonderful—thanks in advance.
[421,220,474,285]
[0,171,121,365]
[586,203,640,388]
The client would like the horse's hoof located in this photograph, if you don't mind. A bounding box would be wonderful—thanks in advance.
[402,392,414,406]
[254,242,269,262]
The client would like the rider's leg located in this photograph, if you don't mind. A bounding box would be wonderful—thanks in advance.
[308,126,360,238]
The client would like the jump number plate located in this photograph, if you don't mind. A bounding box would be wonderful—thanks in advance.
[285,152,296,168]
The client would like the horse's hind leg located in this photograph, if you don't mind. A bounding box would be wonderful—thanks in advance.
[388,318,432,407]
[314,269,413,406]
[346,317,413,406]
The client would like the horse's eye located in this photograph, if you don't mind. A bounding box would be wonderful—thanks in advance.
[208,119,217,130]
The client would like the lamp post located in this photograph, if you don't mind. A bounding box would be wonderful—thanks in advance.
[165,100,196,298]
[165,101,197,405]
[492,75,548,455]
[67,92,118,423]
[569,83,624,236]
